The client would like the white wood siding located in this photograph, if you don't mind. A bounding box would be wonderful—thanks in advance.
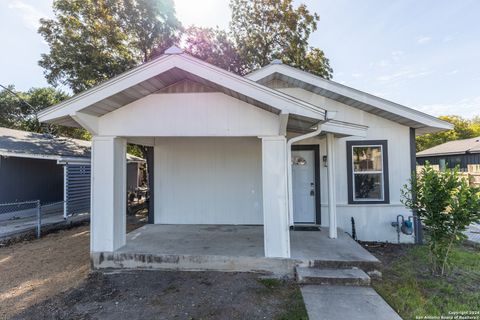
[154,137,263,225]
[98,92,280,137]
[281,87,413,242]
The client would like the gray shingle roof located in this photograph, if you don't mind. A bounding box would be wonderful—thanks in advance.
[0,127,90,159]
[0,127,144,162]
[417,136,480,157]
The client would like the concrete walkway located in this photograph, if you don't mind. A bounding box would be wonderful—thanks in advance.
[301,285,402,320]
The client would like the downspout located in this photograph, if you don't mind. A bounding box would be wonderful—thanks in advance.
[286,111,337,225]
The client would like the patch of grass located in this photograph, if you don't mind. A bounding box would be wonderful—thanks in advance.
[372,244,480,319]
[257,278,308,319]
[277,286,308,320]
[258,278,283,289]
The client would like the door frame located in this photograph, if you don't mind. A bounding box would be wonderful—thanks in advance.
[291,144,321,225]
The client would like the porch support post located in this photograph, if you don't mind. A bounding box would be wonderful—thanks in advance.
[91,136,127,252]
[326,133,338,239]
[261,136,290,258]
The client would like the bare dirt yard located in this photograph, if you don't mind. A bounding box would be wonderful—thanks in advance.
[0,215,306,319]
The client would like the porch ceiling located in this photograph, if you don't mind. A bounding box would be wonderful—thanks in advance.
[81,68,280,118]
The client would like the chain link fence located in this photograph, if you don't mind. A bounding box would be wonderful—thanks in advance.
[0,200,82,240]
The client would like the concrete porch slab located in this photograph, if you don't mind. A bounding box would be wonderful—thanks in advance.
[92,224,380,276]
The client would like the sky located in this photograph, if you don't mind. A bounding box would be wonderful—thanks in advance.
[0,0,479,118]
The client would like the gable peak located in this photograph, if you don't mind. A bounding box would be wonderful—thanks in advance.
[164,45,184,55]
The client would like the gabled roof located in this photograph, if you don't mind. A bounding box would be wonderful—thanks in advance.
[246,63,453,134]
[38,47,326,128]
[0,127,144,163]
[417,136,480,157]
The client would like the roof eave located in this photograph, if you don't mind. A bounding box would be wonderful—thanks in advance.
[247,64,453,133]
[38,54,326,125]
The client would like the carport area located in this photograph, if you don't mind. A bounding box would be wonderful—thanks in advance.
[91,224,379,276]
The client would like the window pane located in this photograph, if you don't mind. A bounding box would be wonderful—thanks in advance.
[354,173,383,200]
[353,146,382,172]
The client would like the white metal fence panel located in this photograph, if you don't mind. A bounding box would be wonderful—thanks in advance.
[65,164,91,217]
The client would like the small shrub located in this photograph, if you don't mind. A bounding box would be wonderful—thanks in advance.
[402,163,480,276]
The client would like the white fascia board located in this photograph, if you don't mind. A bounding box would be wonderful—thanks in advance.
[38,54,326,123]
[416,151,466,158]
[38,54,175,122]
[321,120,368,137]
[247,64,453,131]
[0,151,60,161]
[57,158,91,165]
[0,151,90,164]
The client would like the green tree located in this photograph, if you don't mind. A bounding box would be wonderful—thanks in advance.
[416,115,480,151]
[402,164,480,276]
[229,0,332,77]
[0,86,89,140]
[184,0,332,77]
[115,0,182,62]
[183,26,244,74]
[0,85,28,128]
[39,0,181,93]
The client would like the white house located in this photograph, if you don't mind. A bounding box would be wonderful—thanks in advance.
[38,46,452,261]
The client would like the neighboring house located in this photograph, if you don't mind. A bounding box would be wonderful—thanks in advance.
[417,136,480,172]
[37,46,452,259]
[0,127,144,216]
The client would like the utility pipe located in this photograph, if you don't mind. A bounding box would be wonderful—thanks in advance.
[286,111,336,226]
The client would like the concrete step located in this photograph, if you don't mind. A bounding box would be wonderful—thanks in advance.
[307,259,381,273]
[295,267,371,286]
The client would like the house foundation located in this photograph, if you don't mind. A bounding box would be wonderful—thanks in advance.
[91,224,380,277]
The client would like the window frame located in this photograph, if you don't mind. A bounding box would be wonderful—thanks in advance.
[346,140,390,204]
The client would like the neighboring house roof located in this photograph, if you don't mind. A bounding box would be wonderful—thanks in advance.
[0,127,144,163]
[417,136,480,157]
[246,62,453,134]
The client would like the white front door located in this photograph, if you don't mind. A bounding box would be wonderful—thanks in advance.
[292,149,317,224]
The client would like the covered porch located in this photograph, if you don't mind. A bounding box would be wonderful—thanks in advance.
[37,48,370,265]
[91,224,379,276]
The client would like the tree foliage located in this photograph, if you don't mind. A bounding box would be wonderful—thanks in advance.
[402,163,480,276]
[40,0,331,93]
[39,0,181,93]
[183,26,244,74]
[185,0,332,77]
[416,115,480,152]
[229,0,332,77]
[0,86,89,139]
